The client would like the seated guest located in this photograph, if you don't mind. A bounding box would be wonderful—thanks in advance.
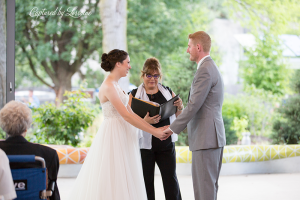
[0,148,17,200]
[0,101,60,200]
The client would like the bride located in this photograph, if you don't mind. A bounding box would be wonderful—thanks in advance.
[68,49,170,200]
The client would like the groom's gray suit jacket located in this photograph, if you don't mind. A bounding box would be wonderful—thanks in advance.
[170,57,226,151]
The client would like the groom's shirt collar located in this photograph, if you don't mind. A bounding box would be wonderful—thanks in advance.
[197,55,210,70]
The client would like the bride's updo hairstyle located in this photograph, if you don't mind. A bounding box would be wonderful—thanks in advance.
[101,49,129,72]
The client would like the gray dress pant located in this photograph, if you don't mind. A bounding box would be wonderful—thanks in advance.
[192,147,223,200]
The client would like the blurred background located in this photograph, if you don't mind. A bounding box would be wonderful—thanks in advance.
[0,0,300,147]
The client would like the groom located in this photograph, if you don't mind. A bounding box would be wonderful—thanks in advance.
[164,31,226,200]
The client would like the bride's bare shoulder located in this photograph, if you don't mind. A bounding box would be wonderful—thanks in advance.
[98,79,117,102]
[100,80,116,92]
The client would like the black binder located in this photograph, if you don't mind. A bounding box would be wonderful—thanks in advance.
[131,94,180,120]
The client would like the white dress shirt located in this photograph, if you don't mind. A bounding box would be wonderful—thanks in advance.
[197,55,210,70]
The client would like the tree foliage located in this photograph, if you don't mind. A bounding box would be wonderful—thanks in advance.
[226,0,297,96]
[127,0,188,86]
[75,63,104,89]
[15,0,102,104]
[225,0,300,35]
[240,33,289,95]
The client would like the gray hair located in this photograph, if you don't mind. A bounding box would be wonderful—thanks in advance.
[0,100,32,136]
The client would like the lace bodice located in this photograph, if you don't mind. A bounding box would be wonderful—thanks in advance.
[101,84,129,119]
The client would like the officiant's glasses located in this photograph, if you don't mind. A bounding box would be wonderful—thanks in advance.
[146,74,160,79]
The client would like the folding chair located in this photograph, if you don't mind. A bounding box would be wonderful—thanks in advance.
[7,155,55,200]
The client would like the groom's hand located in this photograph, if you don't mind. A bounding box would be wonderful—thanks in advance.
[163,127,173,135]
[159,125,169,131]
[161,127,173,140]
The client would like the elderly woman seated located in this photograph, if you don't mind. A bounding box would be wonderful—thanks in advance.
[0,101,60,200]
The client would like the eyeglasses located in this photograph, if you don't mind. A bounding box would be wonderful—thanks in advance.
[145,74,160,79]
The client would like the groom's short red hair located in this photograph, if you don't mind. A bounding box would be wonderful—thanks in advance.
[188,31,211,53]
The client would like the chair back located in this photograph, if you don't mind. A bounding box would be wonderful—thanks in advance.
[7,155,47,200]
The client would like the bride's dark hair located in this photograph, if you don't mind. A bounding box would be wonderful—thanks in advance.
[101,49,129,72]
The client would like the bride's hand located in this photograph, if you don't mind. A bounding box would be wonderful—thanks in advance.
[154,126,171,140]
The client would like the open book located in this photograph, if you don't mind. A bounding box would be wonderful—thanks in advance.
[131,94,180,121]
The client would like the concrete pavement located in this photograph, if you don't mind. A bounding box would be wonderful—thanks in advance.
[58,173,300,200]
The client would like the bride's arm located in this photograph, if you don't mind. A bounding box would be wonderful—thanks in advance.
[103,83,168,140]
[126,104,164,131]
[126,98,154,125]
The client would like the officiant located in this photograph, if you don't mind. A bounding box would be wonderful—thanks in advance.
[128,57,183,200]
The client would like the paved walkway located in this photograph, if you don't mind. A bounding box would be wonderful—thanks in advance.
[58,173,300,200]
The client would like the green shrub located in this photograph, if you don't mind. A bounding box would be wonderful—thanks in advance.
[223,116,238,145]
[232,116,248,140]
[271,95,300,144]
[222,91,275,139]
[271,70,300,144]
[272,117,299,144]
[291,70,300,94]
[222,96,247,120]
[0,128,6,140]
[28,89,100,146]
[176,129,189,146]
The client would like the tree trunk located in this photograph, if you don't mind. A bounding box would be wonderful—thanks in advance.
[53,66,74,106]
[99,0,130,93]
[0,0,6,108]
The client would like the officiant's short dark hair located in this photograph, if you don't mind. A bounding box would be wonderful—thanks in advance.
[141,57,162,79]
[188,31,211,53]
[101,49,128,72]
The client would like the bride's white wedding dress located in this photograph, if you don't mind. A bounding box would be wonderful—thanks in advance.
[68,84,147,200]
